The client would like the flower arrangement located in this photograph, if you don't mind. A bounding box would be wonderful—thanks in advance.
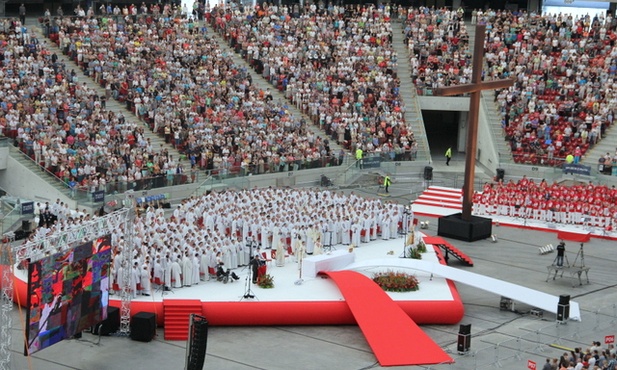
[257,273,274,289]
[405,245,422,259]
[372,270,420,292]
[416,240,427,253]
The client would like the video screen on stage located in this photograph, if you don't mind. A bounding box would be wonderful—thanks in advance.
[25,234,112,355]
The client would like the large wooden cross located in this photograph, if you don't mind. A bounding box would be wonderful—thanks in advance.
[433,24,514,221]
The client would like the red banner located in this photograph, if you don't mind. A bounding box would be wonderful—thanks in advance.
[557,231,591,243]
[606,335,615,344]
[528,360,537,370]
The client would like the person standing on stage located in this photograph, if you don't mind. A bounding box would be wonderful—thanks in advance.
[140,264,151,296]
[170,256,182,288]
[445,147,452,166]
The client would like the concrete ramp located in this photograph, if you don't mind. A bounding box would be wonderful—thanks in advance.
[345,258,581,321]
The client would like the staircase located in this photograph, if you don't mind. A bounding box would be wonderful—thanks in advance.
[581,123,616,169]
[413,186,463,211]
[208,29,343,155]
[8,145,71,196]
[481,90,512,163]
[423,236,474,266]
[391,21,430,162]
[163,299,203,340]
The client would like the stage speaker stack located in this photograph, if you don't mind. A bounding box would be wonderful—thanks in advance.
[423,166,433,181]
[496,168,505,181]
[186,315,209,370]
[130,312,156,342]
[557,295,570,323]
[91,306,120,336]
[457,324,471,354]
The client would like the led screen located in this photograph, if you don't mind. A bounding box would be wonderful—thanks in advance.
[25,235,111,355]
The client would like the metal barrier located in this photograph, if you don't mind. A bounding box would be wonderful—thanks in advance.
[443,305,617,369]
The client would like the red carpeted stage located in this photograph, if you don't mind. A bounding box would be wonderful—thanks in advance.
[11,236,464,367]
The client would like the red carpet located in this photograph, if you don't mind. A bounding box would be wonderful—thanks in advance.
[323,270,453,367]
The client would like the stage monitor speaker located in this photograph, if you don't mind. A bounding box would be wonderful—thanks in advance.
[423,166,433,181]
[130,312,156,342]
[558,294,570,305]
[557,304,570,322]
[458,324,471,335]
[496,168,505,181]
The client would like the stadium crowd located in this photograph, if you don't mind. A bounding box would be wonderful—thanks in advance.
[0,20,191,195]
[483,10,616,166]
[403,7,473,91]
[52,11,342,179]
[214,3,418,160]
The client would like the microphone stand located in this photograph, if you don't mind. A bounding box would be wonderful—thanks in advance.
[242,238,258,300]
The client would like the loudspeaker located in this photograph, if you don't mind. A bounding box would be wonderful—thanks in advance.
[557,304,570,322]
[423,166,433,181]
[186,318,209,370]
[496,168,505,181]
[22,220,31,231]
[130,312,156,342]
[457,333,471,353]
[558,294,570,305]
[459,324,471,335]
[91,306,120,336]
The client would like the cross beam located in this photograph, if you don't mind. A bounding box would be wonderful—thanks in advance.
[432,24,514,221]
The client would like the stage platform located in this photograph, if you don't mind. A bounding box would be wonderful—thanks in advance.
[12,235,464,327]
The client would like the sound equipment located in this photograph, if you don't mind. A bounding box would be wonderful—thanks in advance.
[91,306,120,336]
[558,295,570,305]
[423,166,433,181]
[557,295,570,322]
[186,315,209,370]
[457,324,471,353]
[130,312,156,342]
[459,324,471,335]
[496,168,505,181]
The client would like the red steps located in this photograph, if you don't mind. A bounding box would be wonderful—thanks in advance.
[163,299,203,340]
[423,236,474,267]
[414,186,463,210]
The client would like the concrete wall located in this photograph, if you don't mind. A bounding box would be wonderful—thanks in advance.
[418,96,470,111]
[0,147,8,170]
[0,156,77,208]
[477,94,501,175]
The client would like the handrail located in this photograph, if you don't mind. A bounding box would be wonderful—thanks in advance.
[9,144,71,191]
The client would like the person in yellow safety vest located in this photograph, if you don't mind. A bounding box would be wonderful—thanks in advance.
[445,147,452,166]
[383,175,392,193]
[355,148,363,168]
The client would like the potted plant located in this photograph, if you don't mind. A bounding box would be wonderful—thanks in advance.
[416,240,427,253]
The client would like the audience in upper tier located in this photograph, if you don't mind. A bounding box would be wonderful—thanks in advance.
[213,3,418,160]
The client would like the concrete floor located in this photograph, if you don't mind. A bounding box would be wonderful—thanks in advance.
[6,216,617,370]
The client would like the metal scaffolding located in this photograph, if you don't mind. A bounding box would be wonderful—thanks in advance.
[0,207,132,370]
[0,233,15,370]
[120,194,136,335]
